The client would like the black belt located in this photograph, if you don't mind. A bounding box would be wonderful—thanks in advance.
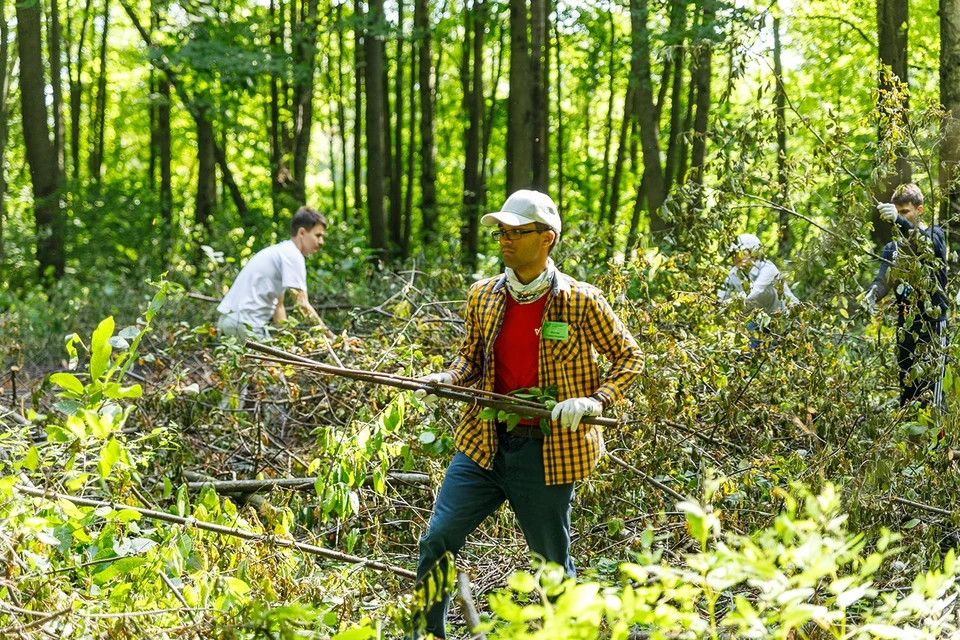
[496,421,545,440]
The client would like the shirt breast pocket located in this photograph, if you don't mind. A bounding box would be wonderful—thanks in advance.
[543,325,580,362]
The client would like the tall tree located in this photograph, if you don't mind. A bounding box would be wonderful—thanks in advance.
[0,0,12,274]
[18,0,66,278]
[150,0,171,225]
[461,0,486,263]
[506,0,532,192]
[48,0,65,174]
[67,0,93,182]
[773,9,790,256]
[365,0,388,256]
[291,0,321,206]
[688,0,716,216]
[389,0,405,252]
[88,0,110,182]
[941,0,960,245]
[874,0,910,248]
[415,0,437,242]
[530,0,549,190]
[354,0,365,226]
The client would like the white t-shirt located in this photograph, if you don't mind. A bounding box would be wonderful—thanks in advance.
[217,240,308,329]
[720,260,798,316]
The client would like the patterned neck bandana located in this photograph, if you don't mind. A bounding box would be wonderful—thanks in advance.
[505,258,556,304]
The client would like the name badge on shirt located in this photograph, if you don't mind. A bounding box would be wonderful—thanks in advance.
[541,321,569,341]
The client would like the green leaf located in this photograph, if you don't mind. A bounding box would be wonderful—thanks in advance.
[505,413,522,430]
[98,438,123,479]
[90,317,116,380]
[419,431,437,444]
[479,407,497,420]
[50,372,85,395]
[331,627,377,640]
[21,446,39,471]
[102,383,143,399]
[64,333,82,370]
[507,571,537,593]
[903,518,921,529]
[118,326,141,340]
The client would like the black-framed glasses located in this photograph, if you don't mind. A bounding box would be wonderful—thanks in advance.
[492,228,547,242]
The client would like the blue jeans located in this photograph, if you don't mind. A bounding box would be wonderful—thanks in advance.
[414,432,576,638]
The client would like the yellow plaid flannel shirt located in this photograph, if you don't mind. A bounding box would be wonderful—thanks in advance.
[446,270,643,485]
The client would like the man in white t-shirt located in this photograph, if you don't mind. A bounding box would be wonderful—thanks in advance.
[217,207,329,339]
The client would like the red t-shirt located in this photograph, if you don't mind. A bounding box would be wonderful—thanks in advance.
[494,294,548,403]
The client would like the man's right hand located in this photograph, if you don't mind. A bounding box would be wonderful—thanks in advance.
[859,287,877,314]
[415,372,453,404]
[877,202,898,223]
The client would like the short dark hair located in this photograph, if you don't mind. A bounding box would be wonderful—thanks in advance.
[892,184,924,207]
[536,224,559,254]
[291,206,328,236]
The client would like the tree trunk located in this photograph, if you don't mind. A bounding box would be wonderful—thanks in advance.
[69,0,93,182]
[554,15,563,209]
[269,0,283,222]
[390,0,405,252]
[507,0,532,192]
[0,0,10,274]
[462,0,485,264]
[403,44,417,258]
[941,0,960,246]
[151,0,171,226]
[688,1,715,215]
[530,0,548,190]
[599,4,616,224]
[354,0,364,226]
[415,0,437,243]
[606,85,635,229]
[88,0,109,181]
[631,0,669,237]
[17,0,65,279]
[663,19,686,192]
[480,17,505,214]
[335,2,349,220]
[48,0,65,175]
[365,0,388,257]
[291,0,320,206]
[875,0,910,248]
[195,107,217,234]
[773,11,790,256]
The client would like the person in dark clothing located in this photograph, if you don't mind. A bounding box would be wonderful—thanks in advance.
[864,183,948,407]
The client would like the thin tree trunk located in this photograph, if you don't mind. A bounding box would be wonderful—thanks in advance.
[773,11,790,256]
[269,0,283,222]
[606,85,635,229]
[415,0,437,243]
[48,0,65,174]
[215,132,249,222]
[507,0,532,192]
[336,2,349,220]
[354,0,364,225]
[599,4,616,224]
[18,0,65,279]
[291,0,320,206]
[663,23,686,192]
[480,16,505,214]
[462,0,485,264]
[688,1,715,215]
[530,0,548,190]
[0,0,10,274]
[195,107,217,233]
[390,0,405,251]
[631,0,669,236]
[941,0,960,248]
[158,74,171,225]
[403,44,416,258]
[365,0,388,257]
[875,0,910,248]
[554,15,563,209]
[88,0,109,181]
[69,0,93,182]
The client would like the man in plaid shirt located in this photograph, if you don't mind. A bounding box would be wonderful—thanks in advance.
[414,190,643,638]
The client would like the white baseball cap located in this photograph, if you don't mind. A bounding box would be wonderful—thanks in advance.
[481,190,562,233]
[729,233,761,254]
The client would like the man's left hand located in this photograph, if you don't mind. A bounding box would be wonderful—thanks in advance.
[551,397,603,432]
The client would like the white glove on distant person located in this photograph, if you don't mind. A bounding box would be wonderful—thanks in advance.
[415,372,453,404]
[550,397,603,432]
[877,202,898,224]
[860,286,878,314]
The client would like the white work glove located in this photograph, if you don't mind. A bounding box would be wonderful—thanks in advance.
[860,286,878,314]
[550,397,603,432]
[415,372,453,405]
[877,202,898,224]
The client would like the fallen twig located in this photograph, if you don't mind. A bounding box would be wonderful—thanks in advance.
[607,454,686,503]
[15,484,416,579]
[244,343,620,429]
[892,496,952,517]
[184,472,431,494]
[456,571,487,640]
